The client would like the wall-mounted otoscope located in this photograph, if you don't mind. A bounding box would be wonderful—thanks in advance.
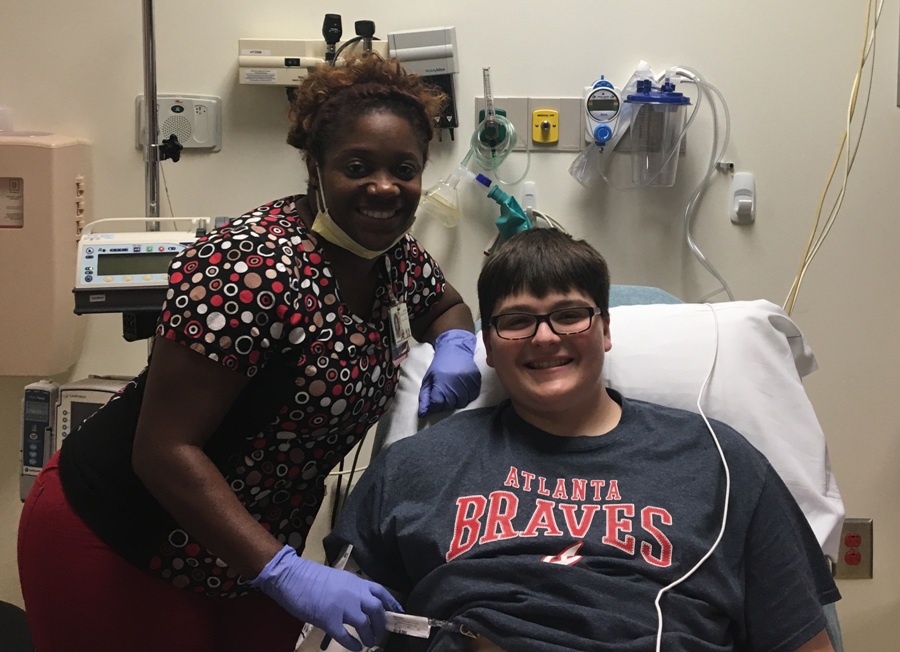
[355,20,375,55]
[322,14,342,63]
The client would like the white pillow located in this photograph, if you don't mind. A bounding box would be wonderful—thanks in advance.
[375,300,844,559]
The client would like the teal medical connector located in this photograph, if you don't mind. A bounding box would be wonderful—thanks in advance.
[471,173,531,240]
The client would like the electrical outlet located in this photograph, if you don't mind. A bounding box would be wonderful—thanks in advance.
[834,517,873,579]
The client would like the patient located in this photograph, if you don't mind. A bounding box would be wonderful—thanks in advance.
[326,228,839,651]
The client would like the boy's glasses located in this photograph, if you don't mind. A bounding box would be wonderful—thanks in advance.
[490,307,603,340]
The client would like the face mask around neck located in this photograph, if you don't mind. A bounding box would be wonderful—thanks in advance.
[309,172,413,260]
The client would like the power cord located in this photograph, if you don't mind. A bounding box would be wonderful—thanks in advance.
[783,0,883,315]
[654,303,729,651]
[328,434,370,529]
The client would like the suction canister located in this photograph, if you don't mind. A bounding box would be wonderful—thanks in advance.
[625,79,690,187]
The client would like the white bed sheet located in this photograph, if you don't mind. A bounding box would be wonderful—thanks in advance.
[375,300,844,559]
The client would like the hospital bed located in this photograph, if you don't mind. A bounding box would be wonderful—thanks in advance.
[364,287,845,651]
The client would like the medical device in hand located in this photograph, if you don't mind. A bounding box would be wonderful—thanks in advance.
[583,76,622,147]
[384,612,465,638]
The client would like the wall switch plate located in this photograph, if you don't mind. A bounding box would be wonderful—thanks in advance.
[835,517,873,579]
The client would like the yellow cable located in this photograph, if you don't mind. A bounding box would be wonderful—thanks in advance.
[784,0,879,315]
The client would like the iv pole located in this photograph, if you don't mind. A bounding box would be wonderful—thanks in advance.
[142,0,161,231]
[142,0,182,229]
[139,0,184,346]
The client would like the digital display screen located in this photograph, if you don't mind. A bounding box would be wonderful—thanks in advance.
[588,98,619,112]
[70,401,105,431]
[25,400,49,421]
[96,252,174,276]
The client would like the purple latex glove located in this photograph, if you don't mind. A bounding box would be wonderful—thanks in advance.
[249,545,401,651]
[417,329,482,417]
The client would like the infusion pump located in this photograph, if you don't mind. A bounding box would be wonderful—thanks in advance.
[73,225,205,315]
[20,375,130,501]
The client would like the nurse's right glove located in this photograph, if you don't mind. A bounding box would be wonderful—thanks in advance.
[250,545,402,651]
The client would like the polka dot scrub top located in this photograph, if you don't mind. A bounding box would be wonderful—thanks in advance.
[57,195,447,598]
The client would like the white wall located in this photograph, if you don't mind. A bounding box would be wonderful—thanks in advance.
[2,1,899,647]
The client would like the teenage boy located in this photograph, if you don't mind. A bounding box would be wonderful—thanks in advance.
[327,228,838,651]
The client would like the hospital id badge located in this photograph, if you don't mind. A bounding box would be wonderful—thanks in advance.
[388,302,411,367]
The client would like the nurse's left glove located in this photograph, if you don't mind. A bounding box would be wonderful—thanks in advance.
[418,329,481,417]
[250,545,402,652]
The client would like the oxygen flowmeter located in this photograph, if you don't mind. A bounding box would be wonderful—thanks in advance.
[583,76,621,146]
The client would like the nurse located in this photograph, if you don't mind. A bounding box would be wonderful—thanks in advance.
[18,54,480,652]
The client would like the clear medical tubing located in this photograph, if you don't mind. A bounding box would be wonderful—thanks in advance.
[467,115,532,186]
[671,67,734,302]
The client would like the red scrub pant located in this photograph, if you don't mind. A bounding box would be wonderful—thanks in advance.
[17,454,302,652]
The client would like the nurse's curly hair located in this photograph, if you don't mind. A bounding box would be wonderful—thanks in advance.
[287,54,446,164]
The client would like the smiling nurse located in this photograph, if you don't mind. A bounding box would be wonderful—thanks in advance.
[17,55,481,652]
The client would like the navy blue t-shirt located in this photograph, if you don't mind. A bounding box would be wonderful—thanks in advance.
[327,392,839,651]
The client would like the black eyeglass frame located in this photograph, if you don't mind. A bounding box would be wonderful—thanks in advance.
[489,306,604,341]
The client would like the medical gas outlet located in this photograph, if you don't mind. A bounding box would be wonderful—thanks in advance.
[473,97,584,151]
[532,109,559,144]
